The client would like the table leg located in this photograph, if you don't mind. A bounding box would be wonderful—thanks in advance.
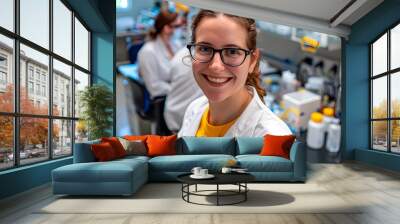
[245,183,247,201]
[217,184,219,206]
[195,184,197,192]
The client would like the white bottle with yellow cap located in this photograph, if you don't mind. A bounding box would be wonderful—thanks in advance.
[326,118,341,153]
[307,112,325,149]
[322,107,335,132]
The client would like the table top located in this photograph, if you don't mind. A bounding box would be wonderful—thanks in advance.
[177,172,255,185]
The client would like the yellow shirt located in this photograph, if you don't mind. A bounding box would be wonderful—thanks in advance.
[195,107,238,137]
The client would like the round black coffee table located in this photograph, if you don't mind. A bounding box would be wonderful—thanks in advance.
[177,173,255,206]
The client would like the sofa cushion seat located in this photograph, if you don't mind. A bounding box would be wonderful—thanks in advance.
[53,159,147,183]
[148,154,235,172]
[52,157,148,195]
[236,155,293,172]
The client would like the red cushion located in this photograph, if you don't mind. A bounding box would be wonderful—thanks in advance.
[101,137,126,158]
[146,135,177,157]
[259,134,296,159]
[91,142,117,161]
[123,135,148,142]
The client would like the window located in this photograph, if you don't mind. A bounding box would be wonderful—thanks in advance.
[0,54,7,86]
[36,83,40,95]
[371,22,400,154]
[28,81,34,94]
[74,17,89,70]
[35,70,41,81]
[53,0,72,60]
[0,0,91,170]
[116,0,129,9]
[0,0,14,32]
[0,55,7,67]
[28,67,34,80]
[0,35,14,113]
[42,85,46,97]
[20,0,49,49]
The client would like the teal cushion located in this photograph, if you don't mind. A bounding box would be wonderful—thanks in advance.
[148,154,235,172]
[73,139,101,163]
[236,137,263,155]
[176,137,236,155]
[236,155,293,172]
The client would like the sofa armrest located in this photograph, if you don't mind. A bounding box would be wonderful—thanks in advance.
[73,140,99,163]
[289,141,306,181]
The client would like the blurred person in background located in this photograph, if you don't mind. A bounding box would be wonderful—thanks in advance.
[137,10,181,98]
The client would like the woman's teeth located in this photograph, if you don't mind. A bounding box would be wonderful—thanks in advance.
[207,77,229,83]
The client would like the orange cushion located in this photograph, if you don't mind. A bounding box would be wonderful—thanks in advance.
[259,134,296,159]
[123,135,148,142]
[91,142,117,161]
[101,137,127,158]
[146,134,177,157]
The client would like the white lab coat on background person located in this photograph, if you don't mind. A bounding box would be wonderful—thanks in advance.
[164,47,204,131]
[178,86,292,137]
[137,36,178,98]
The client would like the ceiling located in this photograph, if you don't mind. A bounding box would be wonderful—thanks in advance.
[174,0,384,38]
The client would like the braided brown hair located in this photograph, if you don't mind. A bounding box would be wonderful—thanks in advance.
[191,10,266,101]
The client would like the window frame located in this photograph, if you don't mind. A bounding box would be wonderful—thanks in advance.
[0,0,92,171]
[370,20,400,154]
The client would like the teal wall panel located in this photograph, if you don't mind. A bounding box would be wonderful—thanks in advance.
[343,0,400,171]
[355,148,400,172]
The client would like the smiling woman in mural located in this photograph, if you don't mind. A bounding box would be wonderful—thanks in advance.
[178,10,292,137]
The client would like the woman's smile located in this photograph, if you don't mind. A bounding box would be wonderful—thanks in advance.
[201,73,234,87]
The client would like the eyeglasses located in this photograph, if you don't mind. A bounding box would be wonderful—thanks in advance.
[187,44,253,67]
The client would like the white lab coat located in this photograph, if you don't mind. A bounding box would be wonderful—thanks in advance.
[137,36,178,98]
[178,86,292,137]
[164,48,204,131]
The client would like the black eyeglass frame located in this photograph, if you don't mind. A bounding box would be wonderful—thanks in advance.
[186,44,253,67]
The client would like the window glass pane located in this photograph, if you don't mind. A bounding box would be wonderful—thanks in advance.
[391,120,400,153]
[20,0,49,49]
[372,76,387,119]
[53,119,72,158]
[0,0,14,31]
[372,33,387,76]
[372,121,388,151]
[53,0,72,60]
[0,35,14,113]
[75,18,89,70]
[116,0,129,9]
[391,24,400,70]
[20,44,49,115]
[0,116,13,170]
[391,72,400,118]
[20,117,49,165]
[75,120,88,143]
[74,69,89,118]
[53,59,72,117]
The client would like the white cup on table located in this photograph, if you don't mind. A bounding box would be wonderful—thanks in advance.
[199,169,208,176]
[191,167,202,176]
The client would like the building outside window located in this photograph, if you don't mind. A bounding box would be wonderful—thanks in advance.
[371,23,400,154]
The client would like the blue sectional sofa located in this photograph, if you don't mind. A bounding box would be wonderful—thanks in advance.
[52,137,306,196]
